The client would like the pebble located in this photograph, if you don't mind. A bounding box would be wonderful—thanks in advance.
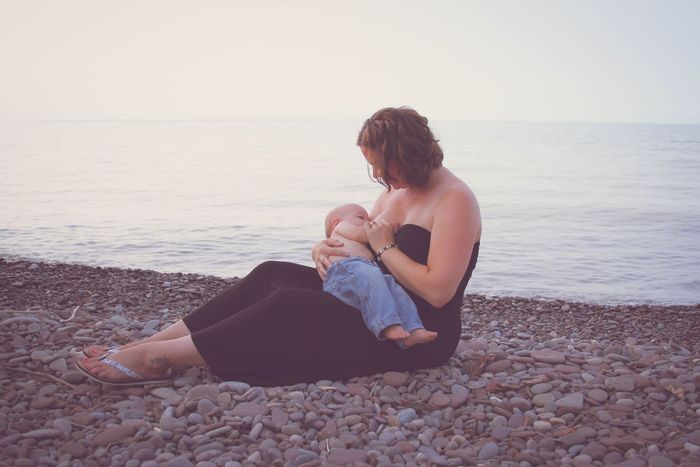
[531,349,566,363]
[328,448,367,464]
[605,376,635,391]
[555,392,584,413]
[587,388,608,402]
[231,402,268,417]
[478,441,499,460]
[93,424,137,446]
[22,428,63,439]
[383,371,409,387]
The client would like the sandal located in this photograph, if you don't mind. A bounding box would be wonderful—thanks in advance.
[76,357,170,386]
[82,345,120,359]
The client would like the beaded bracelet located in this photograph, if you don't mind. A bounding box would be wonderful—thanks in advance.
[376,243,398,261]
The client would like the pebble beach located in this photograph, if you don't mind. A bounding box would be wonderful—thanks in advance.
[1,257,699,467]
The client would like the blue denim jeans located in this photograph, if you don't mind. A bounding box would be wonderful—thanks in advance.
[323,257,424,346]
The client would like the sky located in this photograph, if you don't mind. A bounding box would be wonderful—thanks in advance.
[0,0,698,123]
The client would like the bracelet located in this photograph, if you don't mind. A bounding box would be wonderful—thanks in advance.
[375,243,398,261]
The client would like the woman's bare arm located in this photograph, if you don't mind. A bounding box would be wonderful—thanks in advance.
[366,189,480,308]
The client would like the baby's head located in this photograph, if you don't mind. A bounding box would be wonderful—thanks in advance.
[324,203,370,237]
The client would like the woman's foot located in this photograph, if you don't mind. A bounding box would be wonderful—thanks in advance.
[83,344,125,358]
[400,328,438,348]
[79,344,170,383]
[383,325,410,340]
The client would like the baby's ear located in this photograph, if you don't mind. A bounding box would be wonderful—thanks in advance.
[331,217,341,228]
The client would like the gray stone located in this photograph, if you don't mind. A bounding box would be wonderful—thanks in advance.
[478,442,499,460]
[218,381,251,393]
[94,424,137,446]
[531,349,566,363]
[328,448,367,464]
[587,388,608,402]
[397,408,417,425]
[23,428,63,439]
[647,455,674,467]
[531,383,553,394]
[231,402,268,417]
[383,371,409,387]
[555,392,584,413]
[185,384,220,401]
[605,376,635,392]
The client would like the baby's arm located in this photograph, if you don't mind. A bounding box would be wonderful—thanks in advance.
[333,220,369,243]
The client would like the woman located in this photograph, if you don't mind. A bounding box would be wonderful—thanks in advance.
[78,107,481,386]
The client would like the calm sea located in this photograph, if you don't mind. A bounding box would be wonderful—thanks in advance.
[1,120,698,305]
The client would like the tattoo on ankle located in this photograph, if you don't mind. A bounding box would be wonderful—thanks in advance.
[150,355,171,371]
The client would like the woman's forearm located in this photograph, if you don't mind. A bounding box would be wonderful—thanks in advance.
[379,248,456,308]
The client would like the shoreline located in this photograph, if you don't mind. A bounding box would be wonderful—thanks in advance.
[1,257,699,465]
[2,252,697,308]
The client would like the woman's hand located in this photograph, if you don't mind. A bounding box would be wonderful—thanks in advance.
[363,218,399,253]
[312,238,347,280]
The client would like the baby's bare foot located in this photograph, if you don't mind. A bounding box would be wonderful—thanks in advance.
[383,325,410,340]
[401,329,438,348]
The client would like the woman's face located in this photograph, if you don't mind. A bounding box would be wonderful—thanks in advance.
[361,145,407,189]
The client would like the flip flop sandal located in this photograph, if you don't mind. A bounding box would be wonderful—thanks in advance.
[76,357,170,386]
[82,345,120,359]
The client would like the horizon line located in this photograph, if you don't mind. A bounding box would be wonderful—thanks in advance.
[2,116,699,126]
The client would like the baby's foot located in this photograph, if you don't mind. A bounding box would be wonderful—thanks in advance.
[383,325,410,340]
[401,329,438,348]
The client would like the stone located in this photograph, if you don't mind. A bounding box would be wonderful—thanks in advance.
[397,408,417,425]
[485,358,512,373]
[150,387,183,404]
[319,420,337,439]
[555,392,584,413]
[271,407,288,428]
[531,349,566,364]
[22,428,63,439]
[383,371,409,387]
[509,396,531,410]
[605,376,635,392]
[478,442,499,460]
[60,441,87,457]
[231,402,268,417]
[492,426,511,441]
[531,383,553,394]
[218,381,251,394]
[533,421,552,431]
[648,455,674,467]
[185,384,220,401]
[94,424,137,446]
[346,383,369,397]
[429,393,451,408]
[580,441,607,461]
[449,384,469,408]
[328,448,367,464]
[559,431,586,447]
[587,388,608,402]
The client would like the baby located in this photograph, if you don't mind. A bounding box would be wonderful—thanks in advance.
[322,203,437,349]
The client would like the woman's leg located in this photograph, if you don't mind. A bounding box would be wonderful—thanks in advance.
[183,261,318,332]
[85,261,315,357]
[80,335,206,381]
[84,320,191,357]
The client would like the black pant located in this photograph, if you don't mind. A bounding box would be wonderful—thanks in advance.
[183,261,457,386]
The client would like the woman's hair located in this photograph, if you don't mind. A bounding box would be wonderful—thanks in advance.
[356,106,443,189]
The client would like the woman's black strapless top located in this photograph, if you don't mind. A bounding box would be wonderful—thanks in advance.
[379,224,480,338]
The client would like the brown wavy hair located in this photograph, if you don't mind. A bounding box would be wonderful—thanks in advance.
[356,106,443,189]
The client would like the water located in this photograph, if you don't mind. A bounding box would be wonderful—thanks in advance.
[1,119,699,305]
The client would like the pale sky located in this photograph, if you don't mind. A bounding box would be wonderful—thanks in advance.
[1,0,698,123]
